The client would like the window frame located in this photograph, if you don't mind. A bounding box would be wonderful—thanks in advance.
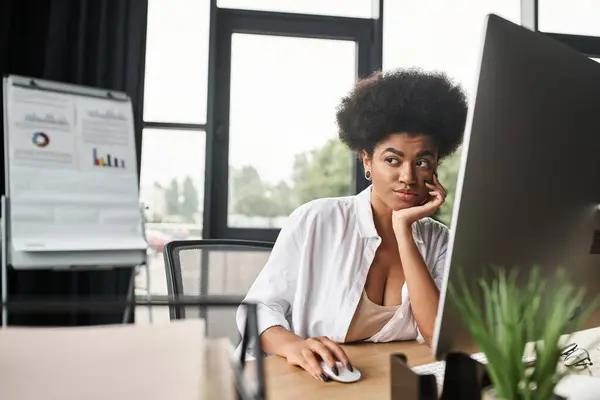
[203,6,383,242]
[522,0,600,57]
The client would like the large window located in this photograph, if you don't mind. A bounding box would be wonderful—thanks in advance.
[142,1,600,238]
[208,9,378,241]
[383,0,521,225]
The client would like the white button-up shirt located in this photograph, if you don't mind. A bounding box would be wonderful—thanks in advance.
[236,186,448,356]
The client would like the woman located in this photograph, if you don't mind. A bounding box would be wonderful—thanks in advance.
[236,68,468,382]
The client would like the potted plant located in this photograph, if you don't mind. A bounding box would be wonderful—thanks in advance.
[449,266,599,400]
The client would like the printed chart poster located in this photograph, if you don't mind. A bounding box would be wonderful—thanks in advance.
[77,97,137,175]
[7,88,77,170]
[6,82,146,252]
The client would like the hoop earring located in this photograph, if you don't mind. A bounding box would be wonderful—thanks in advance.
[365,170,372,181]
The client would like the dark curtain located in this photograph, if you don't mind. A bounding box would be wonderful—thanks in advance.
[0,0,148,325]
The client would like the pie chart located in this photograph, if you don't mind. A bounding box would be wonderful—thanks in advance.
[32,132,50,147]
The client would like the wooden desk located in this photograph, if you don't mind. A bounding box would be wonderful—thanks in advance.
[263,341,435,400]
[259,328,600,399]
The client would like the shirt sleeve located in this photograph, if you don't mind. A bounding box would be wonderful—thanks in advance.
[235,204,308,357]
[416,220,449,344]
[430,225,449,290]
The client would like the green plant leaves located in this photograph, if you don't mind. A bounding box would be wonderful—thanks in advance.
[449,265,599,400]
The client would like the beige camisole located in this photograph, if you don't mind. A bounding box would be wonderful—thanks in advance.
[344,290,401,343]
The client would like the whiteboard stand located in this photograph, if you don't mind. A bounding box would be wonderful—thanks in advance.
[1,195,148,328]
[141,202,152,324]
[121,205,151,324]
[2,75,149,327]
[122,203,153,325]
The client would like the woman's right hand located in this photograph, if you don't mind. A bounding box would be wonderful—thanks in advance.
[280,336,353,382]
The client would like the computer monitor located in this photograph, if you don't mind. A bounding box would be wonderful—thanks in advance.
[432,14,600,359]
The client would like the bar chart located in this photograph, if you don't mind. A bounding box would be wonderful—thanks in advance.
[93,148,126,169]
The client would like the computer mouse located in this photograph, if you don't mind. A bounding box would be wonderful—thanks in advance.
[320,361,361,383]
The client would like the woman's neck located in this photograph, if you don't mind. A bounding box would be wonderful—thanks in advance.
[370,190,395,240]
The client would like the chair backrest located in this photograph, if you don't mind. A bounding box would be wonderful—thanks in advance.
[163,239,274,343]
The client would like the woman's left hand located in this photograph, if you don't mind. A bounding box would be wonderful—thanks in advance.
[392,174,447,232]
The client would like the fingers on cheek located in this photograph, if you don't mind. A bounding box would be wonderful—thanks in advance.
[429,191,445,203]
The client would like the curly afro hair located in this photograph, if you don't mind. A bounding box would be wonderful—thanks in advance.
[336,68,468,160]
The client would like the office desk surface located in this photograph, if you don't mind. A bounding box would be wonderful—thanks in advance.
[263,341,434,400]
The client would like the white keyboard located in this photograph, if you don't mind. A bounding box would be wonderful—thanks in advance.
[411,353,536,386]
[410,352,488,386]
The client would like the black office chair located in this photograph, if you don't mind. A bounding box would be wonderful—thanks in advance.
[163,239,274,343]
